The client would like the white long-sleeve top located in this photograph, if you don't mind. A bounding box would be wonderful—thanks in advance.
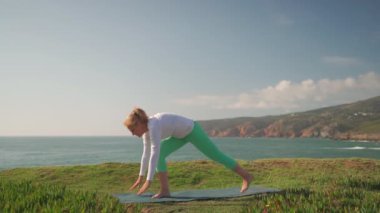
[139,113,194,180]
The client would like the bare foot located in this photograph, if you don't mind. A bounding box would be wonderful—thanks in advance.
[152,191,171,199]
[241,174,253,193]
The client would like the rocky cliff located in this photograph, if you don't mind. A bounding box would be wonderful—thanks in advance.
[198,96,380,141]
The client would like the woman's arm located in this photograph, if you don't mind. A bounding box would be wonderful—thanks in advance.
[139,134,151,177]
[146,123,161,181]
[130,134,150,191]
[137,121,161,195]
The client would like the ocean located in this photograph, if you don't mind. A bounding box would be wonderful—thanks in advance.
[0,136,379,171]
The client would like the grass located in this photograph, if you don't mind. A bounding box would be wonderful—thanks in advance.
[0,180,124,212]
[355,120,380,134]
[1,158,379,212]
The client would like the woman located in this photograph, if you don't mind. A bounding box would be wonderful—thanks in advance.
[125,107,253,198]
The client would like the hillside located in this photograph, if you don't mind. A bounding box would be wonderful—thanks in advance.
[198,96,380,141]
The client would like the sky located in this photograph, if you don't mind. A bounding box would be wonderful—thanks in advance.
[1,0,379,136]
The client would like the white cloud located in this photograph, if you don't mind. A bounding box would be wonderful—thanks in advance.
[322,56,361,66]
[174,72,380,112]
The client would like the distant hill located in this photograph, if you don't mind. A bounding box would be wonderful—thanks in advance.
[198,96,380,141]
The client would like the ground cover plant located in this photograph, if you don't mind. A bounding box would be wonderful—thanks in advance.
[1,158,379,212]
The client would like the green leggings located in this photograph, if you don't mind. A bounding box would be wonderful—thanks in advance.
[157,122,237,172]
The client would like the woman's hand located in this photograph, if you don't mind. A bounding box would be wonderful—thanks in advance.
[137,180,151,195]
[129,176,143,191]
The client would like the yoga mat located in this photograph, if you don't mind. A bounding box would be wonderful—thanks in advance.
[115,185,281,203]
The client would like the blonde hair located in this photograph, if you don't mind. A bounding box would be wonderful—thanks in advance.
[124,107,149,128]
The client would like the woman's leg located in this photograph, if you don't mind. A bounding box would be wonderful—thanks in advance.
[184,122,237,169]
[157,137,188,172]
[155,137,188,198]
[185,122,253,192]
[152,171,170,198]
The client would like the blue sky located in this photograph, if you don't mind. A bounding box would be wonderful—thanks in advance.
[1,0,379,136]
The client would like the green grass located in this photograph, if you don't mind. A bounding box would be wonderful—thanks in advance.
[1,158,379,212]
[0,180,125,212]
[355,120,380,134]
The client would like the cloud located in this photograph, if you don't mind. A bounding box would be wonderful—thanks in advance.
[174,72,380,112]
[322,56,361,66]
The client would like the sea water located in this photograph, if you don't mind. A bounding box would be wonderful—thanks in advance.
[0,136,379,170]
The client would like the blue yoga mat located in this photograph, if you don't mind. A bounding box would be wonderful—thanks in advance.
[115,185,281,203]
